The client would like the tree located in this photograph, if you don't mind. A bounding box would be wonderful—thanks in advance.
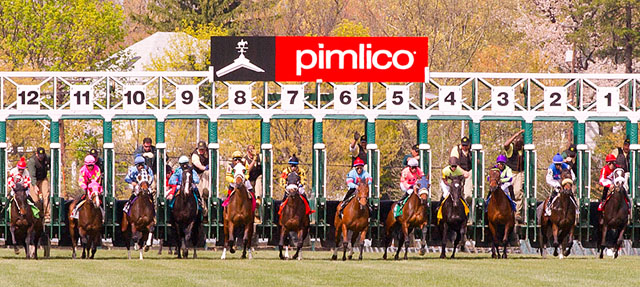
[566,0,640,73]
[0,0,126,71]
[133,0,242,32]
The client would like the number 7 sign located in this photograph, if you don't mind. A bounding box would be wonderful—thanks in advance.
[281,84,305,111]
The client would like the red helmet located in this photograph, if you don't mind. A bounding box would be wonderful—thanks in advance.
[17,157,26,169]
[353,157,365,167]
[605,154,616,163]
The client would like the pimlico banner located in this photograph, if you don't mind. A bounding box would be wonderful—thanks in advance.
[211,36,429,82]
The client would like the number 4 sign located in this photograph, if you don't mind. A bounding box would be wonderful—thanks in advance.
[438,86,462,111]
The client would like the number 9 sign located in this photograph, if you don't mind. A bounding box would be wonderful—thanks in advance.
[386,85,409,111]
[228,84,252,111]
[17,85,40,111]
[491,86,515,112]
[333,85,357,111]
[596,87,619,113]
[176,85,199,110]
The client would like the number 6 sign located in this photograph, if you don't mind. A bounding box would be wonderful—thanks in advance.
[333,85,357,111]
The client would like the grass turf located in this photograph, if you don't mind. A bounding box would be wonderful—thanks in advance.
[0,247,638,286]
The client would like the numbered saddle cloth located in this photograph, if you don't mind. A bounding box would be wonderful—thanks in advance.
[436,195,469,224]
[393,196,411,218]
[484,190,516,212]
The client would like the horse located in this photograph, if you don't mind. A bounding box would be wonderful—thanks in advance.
[278,173,310,260]
[332,181,369,261]
[486,168,515,259]
[598,168,629,259]
[438,175,468,259]
[382,182,430,260]
[221,163,254,260]
[538,180,576,258]
[9,182,46,259]
[170,166,200,259]
[121,177,156,260]
[69,180,103,259]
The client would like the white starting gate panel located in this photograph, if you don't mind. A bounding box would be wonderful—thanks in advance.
[123,85,147,110]
[176,85,199,110]
[16,85,40,111]
[333,85,358,111]
[386,85,410,111]
[280,84,305,111]
[491,86,515,112]
[228,84,253,111]
[70,85,94,110]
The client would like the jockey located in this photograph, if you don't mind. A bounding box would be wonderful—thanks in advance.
[397,158,426,203]
[123,155,155,213]
[168,155,203,210]
[491,154,513,197]
[7,157,33,200]
[279,155,313,215]
[440,157,464,200]
[279,154,307,200]
[70,155,103,219]
[339,157,372,216]
[225,150,252,194]
[598,153,618,211]
[545,153,577,213]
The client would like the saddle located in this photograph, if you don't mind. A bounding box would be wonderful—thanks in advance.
[8,196,40,220]
[393,196,411,218]
[601,192,631,214]
[278,194,314,216]
[485,190,516,212]
[222,189,256,213]
[436,195,469,224]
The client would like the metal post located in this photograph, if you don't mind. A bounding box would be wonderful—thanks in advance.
[365,119,381,243]
[469,120,483,240]
[0,120,7,239]
[574,121,590,242]
[260,119,274,239]
[102,120,115,242]
[627,121,639,242]
[312,119,326,241]
[417,119,432,240]
[208,120,221,240]
[49,120,61,240]
[155,119,166,241]
[522,120,536,240]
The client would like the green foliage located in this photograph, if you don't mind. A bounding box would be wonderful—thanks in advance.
[0,0,125,71]
[133,0,241,32]
[330,20,370,37]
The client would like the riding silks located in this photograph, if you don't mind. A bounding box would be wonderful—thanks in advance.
[168,191,200,212]
[485,191,516,212]
[436,195,469,224]
[393,196,411,218]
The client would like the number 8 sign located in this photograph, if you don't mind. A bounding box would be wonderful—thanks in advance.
[333,85,357,111]
[228,84,252,111]
[176,85,199,110]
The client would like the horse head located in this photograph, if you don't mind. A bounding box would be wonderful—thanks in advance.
[233,163,246,187]
[487,168,501,189]
[181,166,193,195]
[136,171,151,196]
[356,181,369,208]
[284,171,301,199]
[612,168,626,192]
[448,175,464,206]
[12,182,29,216]
[415,177,430,205]
[87,180,101,207]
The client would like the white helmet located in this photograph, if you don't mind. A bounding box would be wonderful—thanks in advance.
[408,158,419,167]
[178,155,189,164]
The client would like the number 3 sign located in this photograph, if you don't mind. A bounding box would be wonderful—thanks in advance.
[491,86,515,112]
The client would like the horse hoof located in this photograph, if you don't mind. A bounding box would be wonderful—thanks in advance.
[241,255,247,259]
[559,254,564,260]
[230,249,236,254]
[279,255,285,260]
[502,254,507,259]
[419,250,426,256]
[144,245,150,252]
[331,255,337,260]
[553,250,558,257]
[491,253,497,259]
[348,255,353,260]
[395,255,400,260]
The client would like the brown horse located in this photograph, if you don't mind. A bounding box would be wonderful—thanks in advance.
[332,181,369,261]
[9,182,47,259]
[382,183,430,260]
[598,168,629,259]
[278,173,310,260]
[221,163,254,260]
[121,179,155,260]
[439,175,468,259]
[538,180,576,258]
[171,166,200,259]
[486,168,515,259]
[69,180,103,259]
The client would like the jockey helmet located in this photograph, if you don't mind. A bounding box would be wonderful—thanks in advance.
[288,154,299,165]
[84,155,96,165]
[561,178,573,186]
[408,158,419,167]
[552,153,563,164]
[134,155,145,165]
[232,150,243,159]
[448,157,458,166]
[178,155,189,164]
[353,157,365,167]
[496,154,507,163]
[605,153,616,163]
[17,157,27,169]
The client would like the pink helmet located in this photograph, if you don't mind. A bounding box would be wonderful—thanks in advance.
[84,155,96,165]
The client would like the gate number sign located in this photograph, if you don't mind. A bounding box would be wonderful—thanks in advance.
[17,85,40,111]
[123,85,146,110]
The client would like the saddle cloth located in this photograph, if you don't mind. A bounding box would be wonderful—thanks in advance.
[436,195,469,224]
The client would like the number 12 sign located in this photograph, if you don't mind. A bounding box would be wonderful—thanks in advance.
[17,85,40,111]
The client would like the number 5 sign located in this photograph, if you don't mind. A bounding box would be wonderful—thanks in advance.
[386,85,409,111]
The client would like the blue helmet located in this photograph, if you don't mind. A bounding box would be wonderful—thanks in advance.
[288,154,299,165]
[134,155,145,165]
[552,153,563,164]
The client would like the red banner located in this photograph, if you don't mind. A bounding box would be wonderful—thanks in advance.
[275,37,428,82]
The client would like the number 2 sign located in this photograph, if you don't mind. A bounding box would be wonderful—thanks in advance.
[543,87,567,112]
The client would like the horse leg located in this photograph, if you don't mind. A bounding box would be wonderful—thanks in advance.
[246,223,254,260]
[394,232,404,261]
[614,225,626,259]
[176,229,182,259]
[221,221,229,260]
[348,231,358,260]
[419,224,427,256]
[440,223,448,259]
[10,226,20,255]
[539,222,547,258]
[599,224,608,259]
[332,224,341,260]
[242,224,250,259]
[145,225,154,252]
[488,222,498,259]
[278,227,287,260]
[358,229,366,260]
[227,222,235,254]
[294,229,304,261]
[139,231,147,260]
[552,224,560,249]
[502,225,510,259]
[91,234,99,259]
[402,223,410,260]
[563,228,574,258]
[342,225,349,261]
[24,234,31,259]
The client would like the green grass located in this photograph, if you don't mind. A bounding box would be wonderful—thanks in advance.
[0,248,638,286]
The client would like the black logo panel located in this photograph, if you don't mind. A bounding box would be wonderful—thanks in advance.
[211,36,275,81]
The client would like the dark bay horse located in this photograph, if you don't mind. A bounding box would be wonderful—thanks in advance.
[486,168,515,259]
[69,180,103,259]
[598,168,629,259]
[278,173,310,260]
[332,181,369,261]
[9,182,47,259]
[221,163,254,260]
[439,175,468,259]
[122,179,155,260]
[538,175,576,258]
[171,166,200,259]
[382,183,430,260]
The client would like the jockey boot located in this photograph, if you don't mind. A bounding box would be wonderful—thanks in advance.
[339,188,357,219]
[123,194,135,213]
[397,192,409,204]
[509,188,515,201]
[598,187,609,211]
[546,190,558,215]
